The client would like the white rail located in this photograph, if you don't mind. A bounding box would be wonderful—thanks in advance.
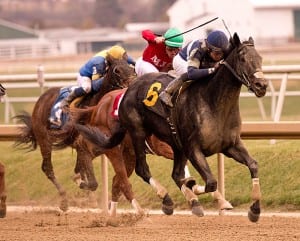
[0,65,300,124]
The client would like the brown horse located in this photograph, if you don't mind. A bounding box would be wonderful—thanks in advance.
[0,84,7,218]
[72,88,233,216]
[14,55,136,211]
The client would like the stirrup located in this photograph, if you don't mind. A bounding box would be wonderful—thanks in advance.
[159,91,173,107]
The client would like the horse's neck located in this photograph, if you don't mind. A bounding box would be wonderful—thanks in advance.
[201,58,242,117]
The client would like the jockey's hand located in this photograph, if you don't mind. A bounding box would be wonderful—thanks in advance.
[214,60,224,70]
[155,36,165,44]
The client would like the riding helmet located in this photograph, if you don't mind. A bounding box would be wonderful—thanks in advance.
[164,28,184,48]
[206,30,229,52]
[107,45,126,59]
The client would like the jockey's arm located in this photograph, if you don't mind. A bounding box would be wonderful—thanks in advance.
[187,49,215,81]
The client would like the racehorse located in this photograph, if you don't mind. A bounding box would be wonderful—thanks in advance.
[74,88,233,216]
[14,55,136,211]
[0,84,7,218]
[75,33,268,222]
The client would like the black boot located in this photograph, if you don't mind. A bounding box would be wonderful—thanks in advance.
[159,75,184,107]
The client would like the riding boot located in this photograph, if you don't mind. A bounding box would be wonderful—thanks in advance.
[61,86,86,108]
[159,74,185,107]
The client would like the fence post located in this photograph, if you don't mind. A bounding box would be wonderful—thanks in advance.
[101,155,109,214]
[37,65,45,93]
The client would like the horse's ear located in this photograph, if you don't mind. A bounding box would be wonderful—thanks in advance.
[232,32,241,46]
[248,36,254,45]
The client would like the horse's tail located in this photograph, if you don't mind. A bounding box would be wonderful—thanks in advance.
[75,123,126,149]
[13,111,37,151]
[69,105,95,124]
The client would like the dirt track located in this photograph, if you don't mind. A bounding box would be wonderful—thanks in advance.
[1,208,300,241]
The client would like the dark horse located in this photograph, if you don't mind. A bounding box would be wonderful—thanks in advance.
[0,83,7,218]
[75,88,233,216]
[14,55,136,211]
[76,33,268,222]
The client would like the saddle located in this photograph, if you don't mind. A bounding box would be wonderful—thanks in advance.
[142,75,193,148]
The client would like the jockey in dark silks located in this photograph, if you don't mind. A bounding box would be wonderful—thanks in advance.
[159,30,229,107]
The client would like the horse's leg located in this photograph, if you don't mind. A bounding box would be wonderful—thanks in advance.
[182,163,233,212]
[72,154,85,186]
[0,162,6,218]
[40,145,68,211]
[76,147,98,191]
[170,149,204,216]
[131,131,174,215]
[224,140,261,223]
[105,144,144,216]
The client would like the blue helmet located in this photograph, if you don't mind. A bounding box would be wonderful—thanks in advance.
[206,30,229,52]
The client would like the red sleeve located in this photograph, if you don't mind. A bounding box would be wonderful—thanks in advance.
[142,29,156,43]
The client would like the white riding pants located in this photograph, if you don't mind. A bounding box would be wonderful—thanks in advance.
[76,74,92,93]
[135,57,159,77]
[172,54,188,77]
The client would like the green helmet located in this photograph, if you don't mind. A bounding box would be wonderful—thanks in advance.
[164,27,183,48]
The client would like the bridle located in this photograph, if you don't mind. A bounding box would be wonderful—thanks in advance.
[108,65,135,89]
[220,43,263,91]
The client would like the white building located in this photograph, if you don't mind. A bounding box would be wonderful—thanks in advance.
[167,0,300,45]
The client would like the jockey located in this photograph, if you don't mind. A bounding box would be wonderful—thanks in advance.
[159,30,229,107]
[60,45,135,108]
[135,27,184,77]
[49,45,135,127]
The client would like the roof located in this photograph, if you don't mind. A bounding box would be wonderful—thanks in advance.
[0,19,38,39]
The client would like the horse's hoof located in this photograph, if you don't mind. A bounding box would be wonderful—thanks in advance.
[162,193,174,215]
[248,200,260,222]
[0,206,6,218]
[218,200,233,210]
[59,198,68,212]
[0,196,7,218]
[191,200,204,217]
[248,209,260,222]
[162,204,174,215]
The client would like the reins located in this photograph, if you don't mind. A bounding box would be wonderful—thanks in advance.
[220,42,255,89]
[220,61,251,88]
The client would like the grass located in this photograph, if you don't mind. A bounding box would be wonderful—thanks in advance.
[1,139,300,211]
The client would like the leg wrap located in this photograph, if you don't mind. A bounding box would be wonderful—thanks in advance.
[149,178,168,198]
[251,178,261,200]
[181,184,198,204]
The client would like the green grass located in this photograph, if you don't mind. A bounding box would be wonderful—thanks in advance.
[1,139,300,211]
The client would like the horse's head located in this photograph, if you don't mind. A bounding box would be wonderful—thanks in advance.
[225,33,268,97]
[106,54,136,89]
